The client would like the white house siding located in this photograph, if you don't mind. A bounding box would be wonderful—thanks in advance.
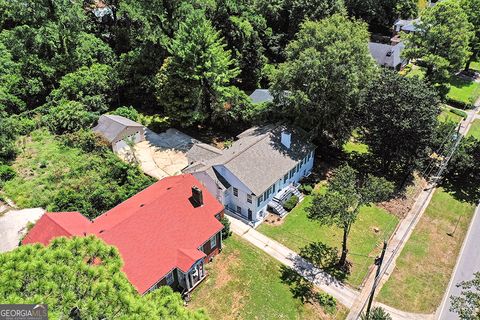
[254,151,314,219]
[193,150,315,225]
[112,128,145,152]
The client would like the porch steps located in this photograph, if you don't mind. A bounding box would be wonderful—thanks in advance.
[290,186,304,201]
[269,198,288,217]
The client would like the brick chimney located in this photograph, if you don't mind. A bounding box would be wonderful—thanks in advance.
[191,186,203,207]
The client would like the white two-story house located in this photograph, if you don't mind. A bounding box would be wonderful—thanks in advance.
[184,125,315,227]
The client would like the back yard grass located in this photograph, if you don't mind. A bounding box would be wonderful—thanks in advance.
[403,64,480,107]
[438,105,465,124]
[188,235,348,320]
[446,75,480,106]
[377,188,475,313]
[257,192,399,288]
[467,119,480,140]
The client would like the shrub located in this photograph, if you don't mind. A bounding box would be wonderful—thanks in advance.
[302,184,313,195]
[0,165,15,182]
[110,106,140,122]
[449,108,468,119]
[139,114,170,132]
[315,292,337,314]
[43,100,97,134]
[60,129,110,153]
[220,216,231,239]
[283,195,299,211]
[446,97,472,110]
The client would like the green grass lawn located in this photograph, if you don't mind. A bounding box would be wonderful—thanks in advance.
[188,235,348,320]
[446,75,480,106]
[470,61,480,72]
[257,194,399,288]
[343,130,369,155]
[438,105,464,124]
[467,119,480,140]
[377,188,475,313]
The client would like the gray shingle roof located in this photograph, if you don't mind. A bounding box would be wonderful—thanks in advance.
[186,143,223,164]
[249,89,274,104]
[93,114,143,143]
[186,125,315,196]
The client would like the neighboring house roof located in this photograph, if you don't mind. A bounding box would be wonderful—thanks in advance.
[186,143,223,164]
[368,42,406,68]
[93,114,144,143]
[185,125,315,196]
[22,174,224,294]
[393,18,418,32]
[22,212,91,245]
[249,89,274,104]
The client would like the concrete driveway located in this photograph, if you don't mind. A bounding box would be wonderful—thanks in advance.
[0,208,45,253]
[118,128,197,180]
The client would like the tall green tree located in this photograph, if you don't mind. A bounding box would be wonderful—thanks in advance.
[207,0,269,90]
[345,0,417,34]
[460,0,480,71]
[450,271,480,320]
[0,236,207,319]
[47,63,119,113]
[403,0,474,83]
[445,137,480,203]
[271,14,377,144]
[361,307,393,320]
[256,0,345,61]
[307,164,393,268]
[155,8,243,125]
[359,70,440,177]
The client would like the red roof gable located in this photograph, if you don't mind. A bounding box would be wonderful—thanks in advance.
[22,174,224,294]
[22,212,91,246]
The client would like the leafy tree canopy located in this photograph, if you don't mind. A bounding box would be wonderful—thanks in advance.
[271,14,377,145]
[359,70,440,177]
[450,271,480,320]
[403,0,474,83]
[0,236,207,319]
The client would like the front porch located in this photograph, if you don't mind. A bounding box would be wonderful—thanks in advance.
[267,183,304,218]
[179,259,207,294]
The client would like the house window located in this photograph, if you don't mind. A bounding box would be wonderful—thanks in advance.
[166,271,174,285]
[257,197,262,206]
[233,187,238,197]
[247,194,252,203]
[272,183,276,194]
[210,235,217,248]
[284,174,288,183]
[236,206,241,214]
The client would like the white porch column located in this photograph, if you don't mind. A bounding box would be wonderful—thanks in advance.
[200,262,205,277]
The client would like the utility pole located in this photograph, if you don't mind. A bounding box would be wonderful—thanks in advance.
[365,240,388,318]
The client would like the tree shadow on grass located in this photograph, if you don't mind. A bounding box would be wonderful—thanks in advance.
[279,265,337,314]
[298,242,349,283]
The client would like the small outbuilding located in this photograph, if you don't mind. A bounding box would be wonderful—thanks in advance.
[93,114,145,152]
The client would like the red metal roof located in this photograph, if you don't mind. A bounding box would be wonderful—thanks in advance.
[22,174,224,294]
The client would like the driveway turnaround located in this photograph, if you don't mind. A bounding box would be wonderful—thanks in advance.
[0,208,44,253]
[437,203,480,320]
[228,216,359,308]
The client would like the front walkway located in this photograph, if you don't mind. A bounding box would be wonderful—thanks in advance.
[228,216,359,308]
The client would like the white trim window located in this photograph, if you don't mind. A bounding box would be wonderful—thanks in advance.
[247,194,252,203]
[166,271,174,285]
[210,235,217,248]
[233,187,238,197]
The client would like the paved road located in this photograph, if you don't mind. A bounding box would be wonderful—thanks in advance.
[437,203,480,320]
[0,208,44,253]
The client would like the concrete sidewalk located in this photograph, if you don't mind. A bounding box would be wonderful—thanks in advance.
[228,216,359,308]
